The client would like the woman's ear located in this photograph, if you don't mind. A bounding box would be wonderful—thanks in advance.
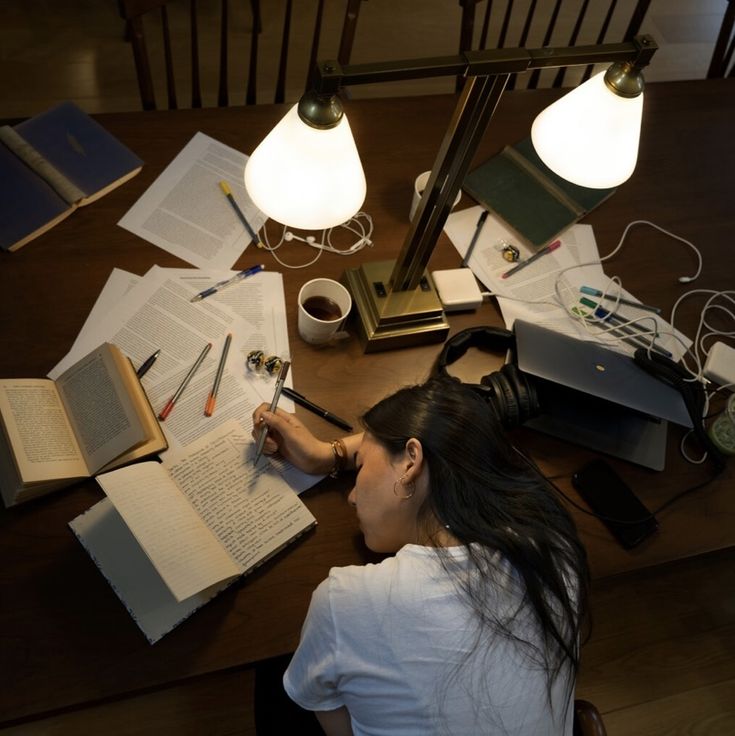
[403,438,424,481]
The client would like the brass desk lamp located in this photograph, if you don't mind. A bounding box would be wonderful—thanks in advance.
[245,36,657,352]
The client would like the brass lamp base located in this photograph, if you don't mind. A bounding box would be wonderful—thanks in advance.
[343,260,450,352]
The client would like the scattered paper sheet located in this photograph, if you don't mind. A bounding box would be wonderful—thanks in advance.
[445,205,691,360]
[118,132,267,269]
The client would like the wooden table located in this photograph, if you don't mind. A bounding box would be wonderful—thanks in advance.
[1,79,733,727]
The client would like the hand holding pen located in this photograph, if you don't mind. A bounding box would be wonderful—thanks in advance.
[253,360,290,465]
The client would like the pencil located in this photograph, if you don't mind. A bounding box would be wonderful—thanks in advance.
[158,343,212,420]
[219,180,262,246]
[254,360,290,465]
[204,334,232,417]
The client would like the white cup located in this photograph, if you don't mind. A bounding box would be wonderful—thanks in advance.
[297,278,352,345]
[410,170,462,221]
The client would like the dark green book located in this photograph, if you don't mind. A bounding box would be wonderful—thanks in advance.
[463,136,616,249]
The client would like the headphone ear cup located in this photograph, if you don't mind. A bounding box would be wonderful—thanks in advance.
[501,364,531,425]
[483,370,519,428]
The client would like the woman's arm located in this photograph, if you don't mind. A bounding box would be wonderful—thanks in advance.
[316,707,354,736]
[252,403,362,475]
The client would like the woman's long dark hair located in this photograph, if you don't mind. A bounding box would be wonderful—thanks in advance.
[361,376,589,702]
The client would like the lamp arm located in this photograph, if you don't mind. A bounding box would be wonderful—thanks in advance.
[312,36,656,94]
[390,72,510,290]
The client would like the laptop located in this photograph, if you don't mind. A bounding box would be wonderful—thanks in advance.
[513,320,692,471]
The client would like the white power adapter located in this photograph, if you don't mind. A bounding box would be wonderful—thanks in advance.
[703,341,735,390]
[431,268,484,312]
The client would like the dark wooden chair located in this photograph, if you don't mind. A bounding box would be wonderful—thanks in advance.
[457,0,652,89]
[117,0,365,110]
[708,0,735,77]
[574,698,608,735]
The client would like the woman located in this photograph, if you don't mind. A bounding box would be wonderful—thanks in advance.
[253,377,588,735]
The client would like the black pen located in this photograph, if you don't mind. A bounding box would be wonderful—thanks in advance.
[462,210,488,267]
[282,387,353,431]
[136,349,160,378]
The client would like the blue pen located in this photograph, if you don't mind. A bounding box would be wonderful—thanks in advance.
[190,264,265,302]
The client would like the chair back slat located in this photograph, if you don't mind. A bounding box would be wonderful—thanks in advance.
[466,0,652,90]
[118,0,366,110]
[708,0,735,78]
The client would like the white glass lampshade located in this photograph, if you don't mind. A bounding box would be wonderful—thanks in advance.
[244,104,366,230]
[531,70,643,188]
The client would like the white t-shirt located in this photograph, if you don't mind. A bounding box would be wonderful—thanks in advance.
[284,544,574,736]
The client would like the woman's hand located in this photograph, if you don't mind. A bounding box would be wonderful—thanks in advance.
[252,404,334,475]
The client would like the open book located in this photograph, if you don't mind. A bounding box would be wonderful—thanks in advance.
[0,101,143,252]
[0,343,167,507]
[463,136,616,250]
[69,421,317,643]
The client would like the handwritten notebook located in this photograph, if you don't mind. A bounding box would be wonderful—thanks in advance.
[69,420,316,643]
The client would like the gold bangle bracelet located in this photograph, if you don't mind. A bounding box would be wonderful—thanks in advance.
[329,438,348,478]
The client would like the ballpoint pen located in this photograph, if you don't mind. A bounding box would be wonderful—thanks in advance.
[190,264,265,302]
[282,386,353,431]
[461,210,488,267]
[501,239,561,279]
[580,286,661,314]
[253,360,290,465]
[158,343,212,420]
[204,333,231,417]
[219,180,263,247]
[136,349,160,378]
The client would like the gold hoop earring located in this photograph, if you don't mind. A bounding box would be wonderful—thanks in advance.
[393,473,415,500]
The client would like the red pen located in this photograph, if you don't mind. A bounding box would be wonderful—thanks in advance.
[158,343,212,420]
[502,239,561,279]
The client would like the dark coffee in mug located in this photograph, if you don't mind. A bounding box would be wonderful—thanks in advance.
[303,295,342,321]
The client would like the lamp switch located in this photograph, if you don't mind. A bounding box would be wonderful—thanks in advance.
[431,268,483,312]
[704,341,735,390]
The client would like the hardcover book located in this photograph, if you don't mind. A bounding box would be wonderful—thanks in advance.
[0,343,167,507]
[463,136,616,249]
[0,101,143,252]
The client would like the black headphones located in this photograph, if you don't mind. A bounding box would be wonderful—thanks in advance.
[435,326,540,429]
[633,349,727,472]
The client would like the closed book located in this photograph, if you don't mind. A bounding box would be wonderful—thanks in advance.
[463,136,615,249]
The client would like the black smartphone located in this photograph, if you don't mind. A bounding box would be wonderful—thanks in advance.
[572,459,658,549]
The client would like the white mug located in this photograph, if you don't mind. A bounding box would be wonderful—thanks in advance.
[297,278,352,345]
[410,170,462,221]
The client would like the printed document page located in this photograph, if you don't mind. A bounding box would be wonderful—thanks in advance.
[48,266,290,452]
[118,132,267,269]
[445,206,691,359]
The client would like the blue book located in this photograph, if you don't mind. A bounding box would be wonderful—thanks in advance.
[0,101,143,252]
